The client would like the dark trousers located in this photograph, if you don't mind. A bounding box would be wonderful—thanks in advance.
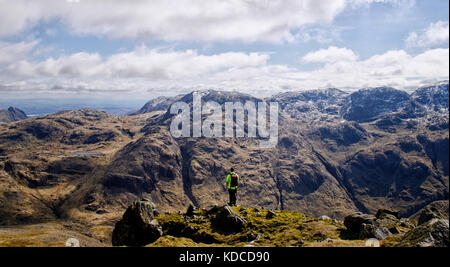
[228,188,237,206]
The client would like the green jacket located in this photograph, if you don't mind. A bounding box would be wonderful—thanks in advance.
[226,172,239,190]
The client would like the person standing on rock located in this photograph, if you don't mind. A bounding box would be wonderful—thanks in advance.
[226,168,239,206]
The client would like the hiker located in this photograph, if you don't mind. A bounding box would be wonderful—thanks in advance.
[226,168,239,206]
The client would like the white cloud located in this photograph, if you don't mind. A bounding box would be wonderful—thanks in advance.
[4,46,269,80]
[188,47,448,94]
[406,21,449,48]
[0,1,44,37]
[292,48,449,90]
[0,40,38,65]
[301,46,359,63]
[0,0,407,43]
[1,43,447,97]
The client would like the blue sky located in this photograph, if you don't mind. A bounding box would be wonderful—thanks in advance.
[0,0,448,104]
[25,1,449,64]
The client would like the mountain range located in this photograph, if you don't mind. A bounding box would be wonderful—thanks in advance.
[0,81,448,245]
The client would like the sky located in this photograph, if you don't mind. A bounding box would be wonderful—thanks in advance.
[0,0,448,105]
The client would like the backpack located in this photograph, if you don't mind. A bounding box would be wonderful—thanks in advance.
[230,173,238,187]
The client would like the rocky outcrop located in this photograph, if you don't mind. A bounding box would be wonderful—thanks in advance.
[359,224,392,240]
[410,200,449,222]
[399,219,449,247]
[208,205,247,233]
[395,203,449,247]
[340,205,449,247]
[113,203,249,246]
[343,212,376,238]
[343,209,407,240]
[417,206,447,226]
[112,199,162,246]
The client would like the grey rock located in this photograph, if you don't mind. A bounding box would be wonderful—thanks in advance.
[266,210,276,219]
[112,200,162,246]
[375,213,401,229]
[344,212,376,236]
[209,205,247,233]
[360,224,392,240]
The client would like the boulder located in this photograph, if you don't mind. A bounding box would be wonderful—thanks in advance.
[266,210,276,219]
[344,213,376,237]
[209,205,247,233]
[399,218,449,247]
[112,199,162,246]
[359,224,392,240]
[185,204,195,217]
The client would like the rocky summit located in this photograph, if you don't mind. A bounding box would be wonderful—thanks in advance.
[110,200,448,247]
[0,82,448,246]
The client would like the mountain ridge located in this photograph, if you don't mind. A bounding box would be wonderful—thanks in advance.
[0,82,448,230]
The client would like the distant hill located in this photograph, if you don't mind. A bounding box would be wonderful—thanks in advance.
[0,107,27,123]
